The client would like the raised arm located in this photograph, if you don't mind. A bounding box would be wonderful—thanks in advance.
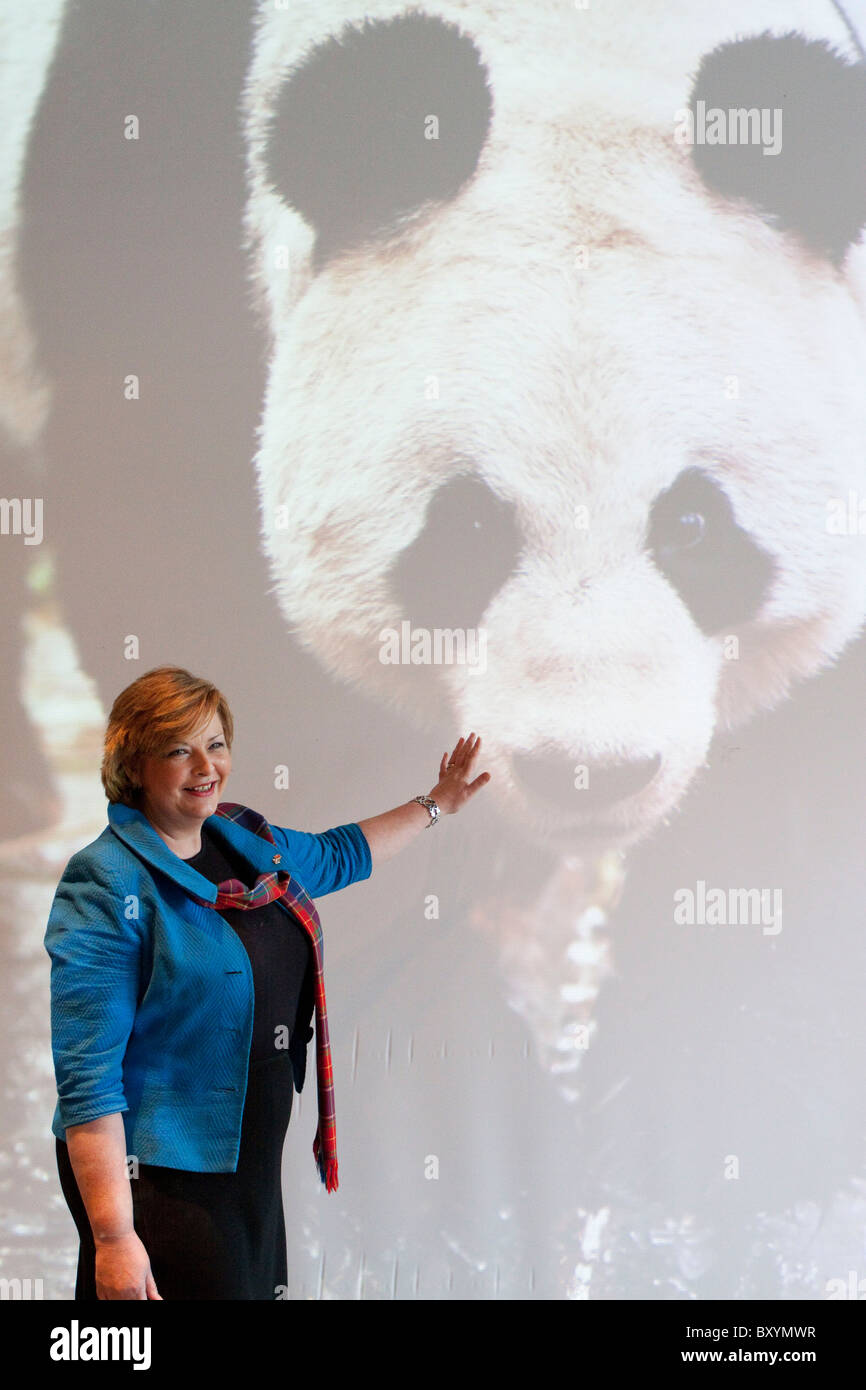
[357,733,490,867]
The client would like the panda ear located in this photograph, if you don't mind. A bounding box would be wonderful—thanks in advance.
[687,32,866,263]
[263,12,493,269]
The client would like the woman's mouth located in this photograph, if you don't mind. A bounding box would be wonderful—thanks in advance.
[185,781,217,798]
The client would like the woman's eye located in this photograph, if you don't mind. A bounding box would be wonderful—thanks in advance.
[166,741,223,755]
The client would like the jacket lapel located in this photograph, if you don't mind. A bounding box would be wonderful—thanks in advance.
[107,800,289,901]
[106,800,322,934]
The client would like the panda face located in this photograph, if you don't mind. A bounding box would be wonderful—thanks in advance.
[243,1,866,849]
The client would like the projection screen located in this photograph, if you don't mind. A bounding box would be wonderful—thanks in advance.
[2,0,866,1301]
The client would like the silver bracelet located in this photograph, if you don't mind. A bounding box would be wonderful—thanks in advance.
[411,794,440,827]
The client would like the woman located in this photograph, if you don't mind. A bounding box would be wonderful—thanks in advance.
[45,665,489,1300]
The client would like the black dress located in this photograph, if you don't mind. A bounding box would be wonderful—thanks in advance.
[55,824,313,1300]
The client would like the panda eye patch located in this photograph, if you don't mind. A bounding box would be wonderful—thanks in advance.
[687,31,866,263]
[647,467,775,634]
[264,12,493,269]
[389,475,521,632]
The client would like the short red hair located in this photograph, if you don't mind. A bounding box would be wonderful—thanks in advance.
[101,666,234,806]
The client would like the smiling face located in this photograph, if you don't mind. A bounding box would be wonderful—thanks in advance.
[133,712,232,851]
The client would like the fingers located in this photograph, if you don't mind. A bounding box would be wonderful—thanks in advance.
[467,771,490,794]
[432,734,490,812]
[459,733,481,773]
[441,733,484,792]
[448,732,480,768]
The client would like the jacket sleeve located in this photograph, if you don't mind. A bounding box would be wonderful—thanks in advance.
[268,820,372,897]
[44,852,144,1129]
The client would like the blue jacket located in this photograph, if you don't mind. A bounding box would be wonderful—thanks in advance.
[44,801,372,1171]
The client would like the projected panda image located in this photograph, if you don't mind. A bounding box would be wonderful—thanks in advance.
[3,0,866,1299]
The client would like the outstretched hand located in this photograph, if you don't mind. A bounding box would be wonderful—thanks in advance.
[429,733,491,815]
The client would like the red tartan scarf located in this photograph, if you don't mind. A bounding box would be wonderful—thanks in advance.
[186,802,339,1194]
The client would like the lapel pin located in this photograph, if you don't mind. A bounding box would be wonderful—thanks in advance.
[272,854,281,864]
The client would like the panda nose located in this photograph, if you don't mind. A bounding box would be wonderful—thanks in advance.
[513,750,662,813]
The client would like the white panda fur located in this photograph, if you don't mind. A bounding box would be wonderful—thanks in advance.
[242,0,866,851]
